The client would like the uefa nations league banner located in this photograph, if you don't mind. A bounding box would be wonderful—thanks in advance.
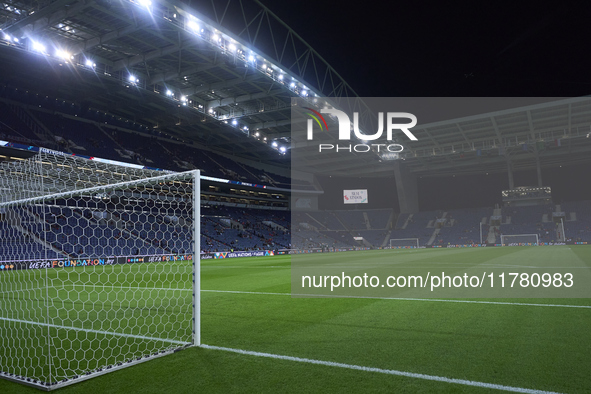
[0,250,277,271]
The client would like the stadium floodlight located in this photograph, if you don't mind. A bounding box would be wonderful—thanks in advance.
[279,146,287,153]
[278,74,284,80]
[249,55,255,62]
[187,20,199,31]
[290,82,296,88]
[137,0,152,7]
[166,90,173,96]
[0,151,201,390]
[55,50,70,60]
[301,90,308,96]
[272,141,278,148]
[262,64,267,70]
[255,132,260,137]
[129,75,137,83]
[232,119,238,125]
[181,95,187,101]
[31,41,46,53]
[211,34,218,42]
[228,43,236,52]
[243,126,248,131]
[3,33,10,41]
[13,37,18,43]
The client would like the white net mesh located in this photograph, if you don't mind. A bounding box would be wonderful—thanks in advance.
[0,151,198,389]
[500,234,539,246]
[389,238,419,248]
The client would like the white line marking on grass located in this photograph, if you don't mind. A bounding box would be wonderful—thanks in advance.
[0,316,188,345]
[60,285,591,309]
[203,265,287,268]
[203,289,591,309]
[200,344,561,394]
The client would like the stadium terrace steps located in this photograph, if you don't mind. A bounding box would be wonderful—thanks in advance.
[427,228,441,246]
[363,212,371,229]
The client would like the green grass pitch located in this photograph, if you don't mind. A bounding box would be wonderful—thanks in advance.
[1,246,591,393]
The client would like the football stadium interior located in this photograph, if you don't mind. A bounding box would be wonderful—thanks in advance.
[1,0,591,392]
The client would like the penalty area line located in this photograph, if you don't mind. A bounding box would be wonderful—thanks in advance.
[200,344,561,394]
[59,285,591,309]
[202,289,591,309]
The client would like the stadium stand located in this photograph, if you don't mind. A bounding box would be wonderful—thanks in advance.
[560,200,591,241]
[4,87,591,253]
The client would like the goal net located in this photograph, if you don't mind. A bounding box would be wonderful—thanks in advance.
[389,238,420,248]
[500,234,539,246]
[0,150,200,390]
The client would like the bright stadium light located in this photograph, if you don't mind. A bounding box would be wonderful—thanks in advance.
[3,33,10,41]
[228,43,236,52]
[243,126,248,131]
[290,82,295,88]
[232,119,237,125]
[262,64,267,70]
[248,55,255,62]
[138,0,152,7]
[187,20,199,31]
[272,141,278,148]
[279,146,286,153]
[55,50,70,60]
[181,95,187,101]
[166,90,173,96]
[278,74,284,80]
[31,41,46,53]
[255,132,260,137]
[129,75,137,83]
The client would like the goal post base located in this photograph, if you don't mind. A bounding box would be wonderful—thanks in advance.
[0,344,191,391]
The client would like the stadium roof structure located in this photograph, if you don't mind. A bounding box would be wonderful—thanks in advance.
[1,0,591,181]
[0,0,359,166]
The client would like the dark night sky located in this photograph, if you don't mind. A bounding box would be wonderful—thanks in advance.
[268,2,591,97]
[267,2,591,211]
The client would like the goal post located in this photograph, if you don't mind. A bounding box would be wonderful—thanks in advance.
[389,238,420,248]
[0,150,200,390]
[500,234,539,246]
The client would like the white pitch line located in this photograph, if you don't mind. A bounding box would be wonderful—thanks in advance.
[200,344,562,394]
[60,284,591,309]
[202,289,591,309]
[0,316,188,345]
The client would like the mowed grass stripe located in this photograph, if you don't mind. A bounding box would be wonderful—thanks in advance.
[1,246,591,393]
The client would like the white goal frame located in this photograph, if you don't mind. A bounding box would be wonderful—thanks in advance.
[389,238,420,248]
[0,151,200,391]
[500,233,539,246]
